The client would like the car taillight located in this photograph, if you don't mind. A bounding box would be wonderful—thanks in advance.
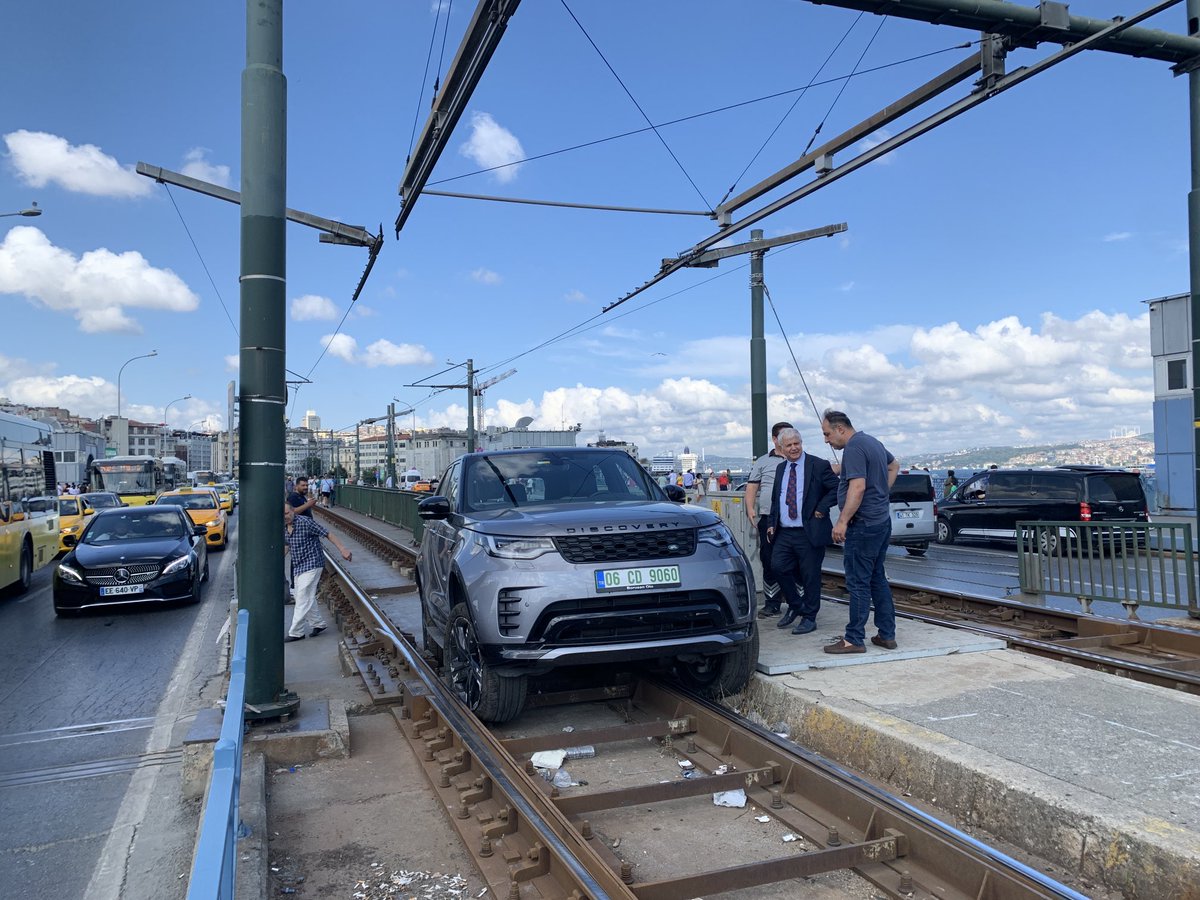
[1080,501,1092,521]
[933,502,938,517]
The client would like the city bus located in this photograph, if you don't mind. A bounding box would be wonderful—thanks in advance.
[161,456,188,490]
[192,469,218,486]
[89,456,165,506]
[0,411,60,592]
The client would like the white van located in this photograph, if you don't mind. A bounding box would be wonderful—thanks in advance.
[399,469,423,490]
[828,470,937,557]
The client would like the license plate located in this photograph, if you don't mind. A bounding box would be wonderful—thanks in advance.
[595,565,681,592]
[100,584,144,596]
[895,510,920,519]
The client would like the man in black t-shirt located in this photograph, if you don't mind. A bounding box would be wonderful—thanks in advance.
[288,476,316,518]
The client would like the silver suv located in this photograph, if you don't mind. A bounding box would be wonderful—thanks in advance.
[416,448,758,723]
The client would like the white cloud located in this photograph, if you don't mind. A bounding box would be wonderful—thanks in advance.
[471,268,502,285]
[1103,231,1132,242]
[321,333,359,363]
[180,147,231,188]
[318,334,433,367]
[458,112,524,183]
[224,354,239,372]
[445,310,1154,459]
[291,293,339,320]
[0,226,199,333]
[564,289,588,304]
[3,130,151,197]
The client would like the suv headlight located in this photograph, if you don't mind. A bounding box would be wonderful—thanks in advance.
[162,554,192,575]
[483,535,556,560]
[697,522,737,548]
[58,563,85,585]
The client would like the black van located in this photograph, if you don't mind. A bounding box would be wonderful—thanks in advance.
[935,466,1149,549]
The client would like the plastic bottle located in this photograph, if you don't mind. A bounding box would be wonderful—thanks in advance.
[563,745,596,759]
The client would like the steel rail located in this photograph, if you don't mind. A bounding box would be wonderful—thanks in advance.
[314,512,1090,899]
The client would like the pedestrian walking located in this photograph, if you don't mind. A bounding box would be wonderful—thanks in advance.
[283,503,352,641]
[821,409,900,654]
[942,470,959,498]
[744,421,793,617]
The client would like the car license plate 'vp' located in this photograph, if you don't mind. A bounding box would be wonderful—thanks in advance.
[100,584,144,596]
[595,565,681,592]
[895,510,920,519]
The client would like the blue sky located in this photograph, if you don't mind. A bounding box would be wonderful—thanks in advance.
[0,1,1187,462]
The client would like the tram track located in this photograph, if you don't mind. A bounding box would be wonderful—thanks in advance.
[314,507,1096,899]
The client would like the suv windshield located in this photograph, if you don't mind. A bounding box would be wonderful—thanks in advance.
[463,451,660,511]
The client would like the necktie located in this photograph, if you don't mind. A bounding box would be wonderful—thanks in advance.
[786,462,798,519]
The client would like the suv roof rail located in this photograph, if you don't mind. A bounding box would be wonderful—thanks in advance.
[1055,464,1112,471]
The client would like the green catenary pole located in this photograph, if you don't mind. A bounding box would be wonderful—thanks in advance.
[240,0,296,716]
[749,229,768,460]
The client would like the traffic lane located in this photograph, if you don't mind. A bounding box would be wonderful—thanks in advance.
[824,542,1183,623]
[0,524,235,900]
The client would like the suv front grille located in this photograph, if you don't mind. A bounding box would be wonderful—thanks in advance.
[84,563,161,586]
[554,528,696,564]
[529,590,732,644]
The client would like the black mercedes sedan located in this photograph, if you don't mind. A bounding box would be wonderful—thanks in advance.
[53,506,209,617]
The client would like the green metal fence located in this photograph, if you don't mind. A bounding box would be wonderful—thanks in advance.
[333,485,425,543]
[1017,521,1199,619]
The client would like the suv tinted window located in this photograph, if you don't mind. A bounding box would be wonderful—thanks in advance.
[890,473,934,503]
[987,473,1030,499]
[1030,472,1078,500]
[1087,473,1145,504]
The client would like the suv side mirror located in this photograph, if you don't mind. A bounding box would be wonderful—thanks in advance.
[418,496,451,520]
[663,484,687,503]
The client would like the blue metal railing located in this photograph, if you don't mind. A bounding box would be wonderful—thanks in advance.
[187,608,249,900]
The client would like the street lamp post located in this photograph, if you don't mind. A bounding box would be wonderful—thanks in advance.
[162,394,192,455]
[115,350,158,454]
[0,203,41,218]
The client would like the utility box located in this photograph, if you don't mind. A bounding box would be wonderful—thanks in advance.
[1148,292,1194,515]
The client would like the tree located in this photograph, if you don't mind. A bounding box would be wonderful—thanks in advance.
[303,456,322,477]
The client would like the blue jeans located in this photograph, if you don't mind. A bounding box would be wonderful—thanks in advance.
[842,520,894,646]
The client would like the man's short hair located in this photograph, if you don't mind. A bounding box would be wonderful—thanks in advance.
[295,476,308,485]
[822,409,853,430]
[771,421,794,439]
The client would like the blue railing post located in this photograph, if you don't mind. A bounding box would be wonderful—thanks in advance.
[187,608,250,900]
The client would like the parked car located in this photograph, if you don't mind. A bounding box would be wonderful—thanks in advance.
[888,471,937,556]
[416,448,758,723]
[155,487,228,549]
[934,466,1150,552]
[57,495,94,553]
[53,506,209,617]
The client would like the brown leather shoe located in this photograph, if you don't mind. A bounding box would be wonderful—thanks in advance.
[871,635,897,650]
[823,638,865,654]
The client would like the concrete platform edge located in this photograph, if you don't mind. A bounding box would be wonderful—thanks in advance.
[235,750,268,900]
[746,676,1200,899]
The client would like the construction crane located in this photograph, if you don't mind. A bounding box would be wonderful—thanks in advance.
[475,369,516,432]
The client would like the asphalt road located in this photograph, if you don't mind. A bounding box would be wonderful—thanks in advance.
[0,517,238,900]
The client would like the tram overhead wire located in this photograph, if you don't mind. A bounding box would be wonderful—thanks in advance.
[801,16,889,157]
[162,184,239,337]
[426,41,977,189]
[558,0,713,212]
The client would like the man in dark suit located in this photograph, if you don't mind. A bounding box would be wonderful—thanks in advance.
[767,427,840,634]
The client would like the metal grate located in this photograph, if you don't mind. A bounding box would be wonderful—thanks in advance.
[84,563,161,586]
[529,590,732,644]
[554,528,696,564]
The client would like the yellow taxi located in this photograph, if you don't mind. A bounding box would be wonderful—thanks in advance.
[154,488,227,549]
[208,483,235,514]
[57,495,94,553]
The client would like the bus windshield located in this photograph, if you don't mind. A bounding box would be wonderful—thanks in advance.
[93,465,155,494]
